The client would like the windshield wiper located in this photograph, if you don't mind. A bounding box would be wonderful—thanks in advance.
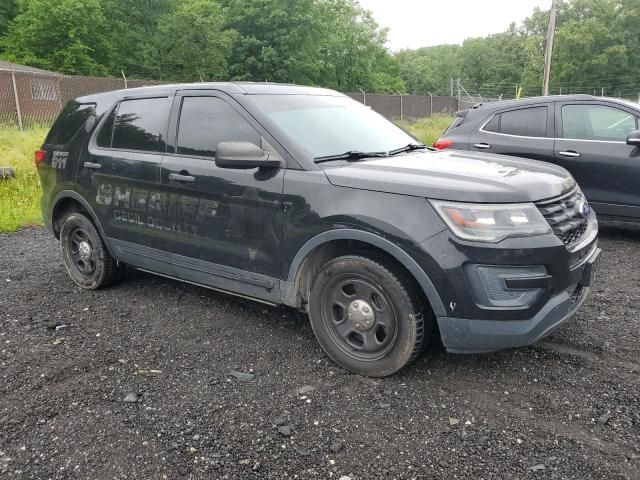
[388,143,431,156]
[314,150,389,163]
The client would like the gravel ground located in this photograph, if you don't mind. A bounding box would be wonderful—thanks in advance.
[1,226,639,480]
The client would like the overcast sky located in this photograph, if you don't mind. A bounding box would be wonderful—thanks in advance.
[357,0,551,51]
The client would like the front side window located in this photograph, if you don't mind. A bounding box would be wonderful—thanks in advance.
[176,97,261,158]
[98,97,169,152]
[562,104,639,141]
[483,107,548,138]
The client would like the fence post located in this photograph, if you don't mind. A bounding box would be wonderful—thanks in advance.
[11,68,23,131]
[400,93,403,121]
[428,92,433,118]
[121,70,128,89]
[358,88,366,106]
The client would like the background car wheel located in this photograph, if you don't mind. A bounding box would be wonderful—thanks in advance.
[59,213,124,289]
[308,255,431,377]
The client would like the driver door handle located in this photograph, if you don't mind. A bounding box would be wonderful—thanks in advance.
[473,143,491,149]
[169,173,195,183]
[83,162,102,170]
[559,150,581,158]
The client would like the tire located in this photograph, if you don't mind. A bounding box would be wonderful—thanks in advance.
[59,213,124,289]
[308,255,431,377]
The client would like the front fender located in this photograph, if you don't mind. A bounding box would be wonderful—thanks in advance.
[280,228,446,316]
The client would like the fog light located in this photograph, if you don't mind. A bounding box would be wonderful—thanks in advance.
[465,265,549,308]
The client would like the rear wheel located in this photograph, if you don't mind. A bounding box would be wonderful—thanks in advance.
[308,255,431,377]
[59,213,124,289]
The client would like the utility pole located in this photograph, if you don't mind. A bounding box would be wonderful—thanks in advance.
[542,0,559,96]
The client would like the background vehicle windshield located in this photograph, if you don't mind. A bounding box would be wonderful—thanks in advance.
[250,95,419,159]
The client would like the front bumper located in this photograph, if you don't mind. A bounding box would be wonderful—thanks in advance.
[437,247,600,353]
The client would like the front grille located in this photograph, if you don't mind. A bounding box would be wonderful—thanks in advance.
[536,189,589,247]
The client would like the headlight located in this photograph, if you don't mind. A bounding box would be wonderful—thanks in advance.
[431,200,552,243]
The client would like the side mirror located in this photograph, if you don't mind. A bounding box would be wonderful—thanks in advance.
[215,141,281,169]
[627,130,640,147]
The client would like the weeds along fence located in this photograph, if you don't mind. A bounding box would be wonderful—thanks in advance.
[0,69,465,129]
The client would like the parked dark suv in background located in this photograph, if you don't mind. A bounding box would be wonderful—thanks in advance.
[435,95,640,222]
[38,83,600,376]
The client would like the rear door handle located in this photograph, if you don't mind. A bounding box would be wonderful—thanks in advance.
[169,173,195,183]
[473,143,491,149]
[559,150,581,158]
[83,162,102,170]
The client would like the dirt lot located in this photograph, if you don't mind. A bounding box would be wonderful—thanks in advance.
[1,226,639,479]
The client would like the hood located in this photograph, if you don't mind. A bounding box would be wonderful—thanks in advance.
[323,150,576,203]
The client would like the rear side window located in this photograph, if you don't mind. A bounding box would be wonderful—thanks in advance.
[176,97,261,158]
[483,107,548,138]
[46,102,96,146]
[97,97,169,152]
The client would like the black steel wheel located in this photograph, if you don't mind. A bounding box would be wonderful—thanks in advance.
[309,255,431,377]
[67,227,97,277]
[59,213,124,289]
[321,275,398,361]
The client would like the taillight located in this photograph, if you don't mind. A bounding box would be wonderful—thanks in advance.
[433,138,454,150]
[35,150,46,168]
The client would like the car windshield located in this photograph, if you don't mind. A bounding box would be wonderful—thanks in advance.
[249,94,420,160]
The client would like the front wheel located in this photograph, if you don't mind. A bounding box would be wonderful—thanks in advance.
[308,255,431,377]
[59,213,124,289]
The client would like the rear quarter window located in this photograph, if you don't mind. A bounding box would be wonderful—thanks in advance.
[45,102,96,146]
[482,106,548,138]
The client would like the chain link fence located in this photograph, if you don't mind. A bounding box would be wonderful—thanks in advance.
[0,69,468,129]
[0,69,170,129]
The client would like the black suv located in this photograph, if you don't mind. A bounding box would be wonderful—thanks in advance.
[435,95,640,222]
[38,83,600,377]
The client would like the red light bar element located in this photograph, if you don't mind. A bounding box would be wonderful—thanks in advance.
[433,138,454,150]
[34,150,46,168]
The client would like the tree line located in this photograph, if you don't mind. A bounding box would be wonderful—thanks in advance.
[0,0,405,93]
[0,0,638,99]
[397,0,640,98]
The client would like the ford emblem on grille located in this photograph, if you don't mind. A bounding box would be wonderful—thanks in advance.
[578,201,591,219]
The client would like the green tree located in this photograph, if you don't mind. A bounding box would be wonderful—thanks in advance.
[101,0,177,79]
[156,0,236,81]
[221,0,322,83]
[396,45,460,95]
[317,0,404,92]
[0,0,18,37]
[1,0,111,75]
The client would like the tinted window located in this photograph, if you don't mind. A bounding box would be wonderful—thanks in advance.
[562,104,639,141]
[499,107,547,137]
[444,113,467,133]
[483,114,500,133]
[46,101,95,145]
[177,97,261,158]
[106,97,169,152]
[96,109,115,148]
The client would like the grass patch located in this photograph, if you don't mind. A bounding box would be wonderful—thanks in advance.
[399,115,454,146]
[0,127,47,232]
